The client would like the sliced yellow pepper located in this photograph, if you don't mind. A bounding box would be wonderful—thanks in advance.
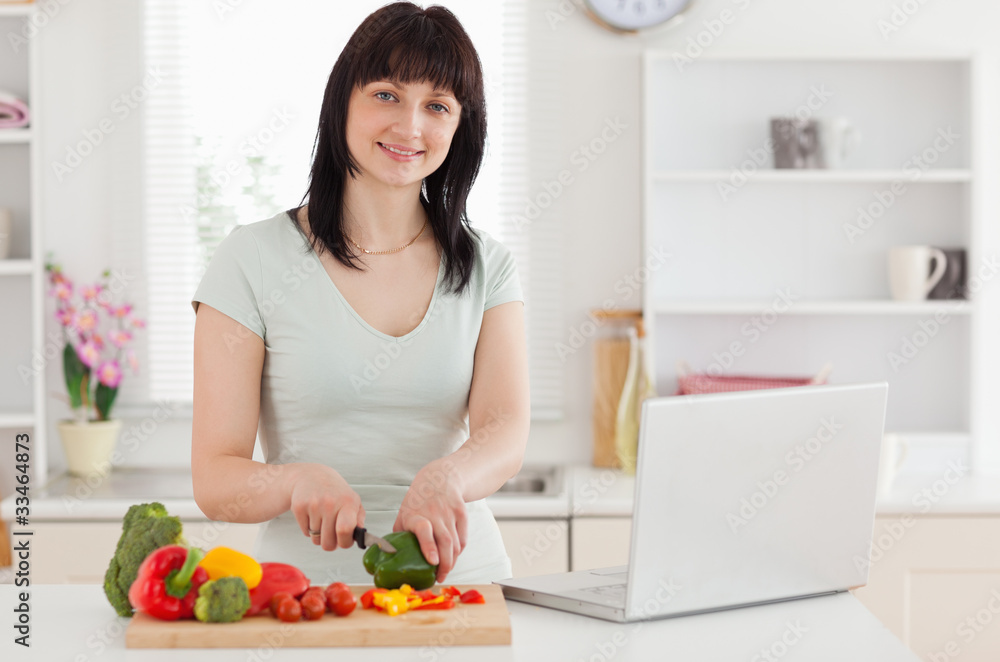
[197,546,263,590]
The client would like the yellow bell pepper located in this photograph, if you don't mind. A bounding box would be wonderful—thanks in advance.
[197,546,263,590]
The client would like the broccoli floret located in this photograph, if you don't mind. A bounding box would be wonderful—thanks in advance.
[194,577,251,623]
[103,502,187,617]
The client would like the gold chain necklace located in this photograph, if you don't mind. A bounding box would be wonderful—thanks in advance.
[346,219,428,255]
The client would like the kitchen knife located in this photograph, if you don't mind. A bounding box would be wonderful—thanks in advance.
[353,526,397,553]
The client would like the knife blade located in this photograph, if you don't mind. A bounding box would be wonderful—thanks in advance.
[353,526,397,553]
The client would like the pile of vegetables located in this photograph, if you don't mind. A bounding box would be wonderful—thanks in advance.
[103,501,485,624]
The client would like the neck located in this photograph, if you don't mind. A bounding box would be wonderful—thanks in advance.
[342,174,427,250]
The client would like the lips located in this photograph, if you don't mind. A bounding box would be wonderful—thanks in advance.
[379,142,424,156]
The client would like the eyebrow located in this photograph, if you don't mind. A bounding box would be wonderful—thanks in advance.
[378,80,458,102]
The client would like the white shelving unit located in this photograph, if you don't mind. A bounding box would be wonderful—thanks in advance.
[641,52,980,456]
[0,3,47,486]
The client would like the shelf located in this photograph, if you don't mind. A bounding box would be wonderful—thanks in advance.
[0,128,32,144]
[0,411,34,428]
[0,3,36,17]
[652,300,974,315]
[651,170,972,183]
[0,259,32,275]
[645,52,977,64]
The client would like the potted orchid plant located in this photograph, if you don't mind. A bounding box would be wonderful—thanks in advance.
[45,258,145,477]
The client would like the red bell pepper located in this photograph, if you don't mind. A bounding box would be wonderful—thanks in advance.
[246,563,310,616]
[442,586,461,598]
[459,589,485,604]
[127,545,208,621]
[361,588,388,609]
[411,597,456,610]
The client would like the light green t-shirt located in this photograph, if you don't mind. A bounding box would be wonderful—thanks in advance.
[191,209,524,584]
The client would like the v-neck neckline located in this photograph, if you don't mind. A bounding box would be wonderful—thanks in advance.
[287,212,445,343]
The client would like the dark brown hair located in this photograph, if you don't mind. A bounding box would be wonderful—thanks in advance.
[293,2,487,297]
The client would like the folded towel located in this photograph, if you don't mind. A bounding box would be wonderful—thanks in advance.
[0,91,30,129]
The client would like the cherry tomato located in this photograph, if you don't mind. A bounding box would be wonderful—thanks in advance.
[301,586,326,606]
[301,595,326,621]
[325,584,357,617]
[276,597,302,623]
[268,592,294,618]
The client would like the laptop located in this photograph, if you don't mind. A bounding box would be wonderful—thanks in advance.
[496,381,889,622]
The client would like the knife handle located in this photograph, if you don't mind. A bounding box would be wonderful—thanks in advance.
[353,526,367,549]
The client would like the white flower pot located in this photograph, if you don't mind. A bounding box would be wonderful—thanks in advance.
[57,419,122,478]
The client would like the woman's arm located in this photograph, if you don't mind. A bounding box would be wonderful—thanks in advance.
[439,298,531,499]
[191,303,365,550]
[394,299,531,580]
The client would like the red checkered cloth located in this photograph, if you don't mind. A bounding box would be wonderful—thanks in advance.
[674,373,825,396]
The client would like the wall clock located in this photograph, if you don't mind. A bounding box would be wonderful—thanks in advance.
[583,0,694,34]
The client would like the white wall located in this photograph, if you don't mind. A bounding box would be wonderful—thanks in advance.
[12,0,1000,487]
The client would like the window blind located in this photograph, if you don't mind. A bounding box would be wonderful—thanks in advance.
[135,0,564,419]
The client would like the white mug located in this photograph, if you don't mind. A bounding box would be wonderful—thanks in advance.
[877,432,908,496]
[0,208,11,260]
[818,117,860,169]
[888,246,948,301]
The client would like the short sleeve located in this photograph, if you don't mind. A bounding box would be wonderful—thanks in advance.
[191,224,266,340]
[484,235,524,311]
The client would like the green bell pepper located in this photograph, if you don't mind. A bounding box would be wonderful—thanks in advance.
[362,531,437,590]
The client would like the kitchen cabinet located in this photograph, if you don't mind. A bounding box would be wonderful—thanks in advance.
[641,53,986,469]
[570,516,631,571]
[0,5,47,492]
[495,518,569,577]
[30,521,259,584]
[853,515,1000,662]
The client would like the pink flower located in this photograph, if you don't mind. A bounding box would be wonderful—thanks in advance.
[127,348,139,374]
[91,333,105,350]
[55,307,76,326]
[76,340,101,368]
[81,284,102,302]
[109,329,133,348]
[71,309,99,334]
[95,360,123,388]
[50,281,73,301]
[131,317,147,329]
[112,304,133,319]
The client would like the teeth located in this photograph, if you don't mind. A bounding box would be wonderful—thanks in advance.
[383,144,419,156]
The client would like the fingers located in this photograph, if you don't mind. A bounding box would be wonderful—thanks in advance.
[293,507,311,539]
[334,506,360,549]
[411,518,439,567]
[435,521,465,583]
[455,506,468,554]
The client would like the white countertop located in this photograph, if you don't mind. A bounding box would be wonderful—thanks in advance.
[0,585,918,661]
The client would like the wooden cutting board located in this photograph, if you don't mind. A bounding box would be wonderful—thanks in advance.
[126,584,511,648]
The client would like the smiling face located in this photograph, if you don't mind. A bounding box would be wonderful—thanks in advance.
[345,79,463,190]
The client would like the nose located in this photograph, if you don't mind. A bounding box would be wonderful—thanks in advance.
[391,101,423,140]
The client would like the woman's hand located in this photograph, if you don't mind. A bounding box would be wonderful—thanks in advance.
[393,462,467,583]
[289,464,365,552]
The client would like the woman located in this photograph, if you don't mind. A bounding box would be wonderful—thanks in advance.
[190,2,529,585]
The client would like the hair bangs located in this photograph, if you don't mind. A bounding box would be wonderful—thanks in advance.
[352,16,476,108]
